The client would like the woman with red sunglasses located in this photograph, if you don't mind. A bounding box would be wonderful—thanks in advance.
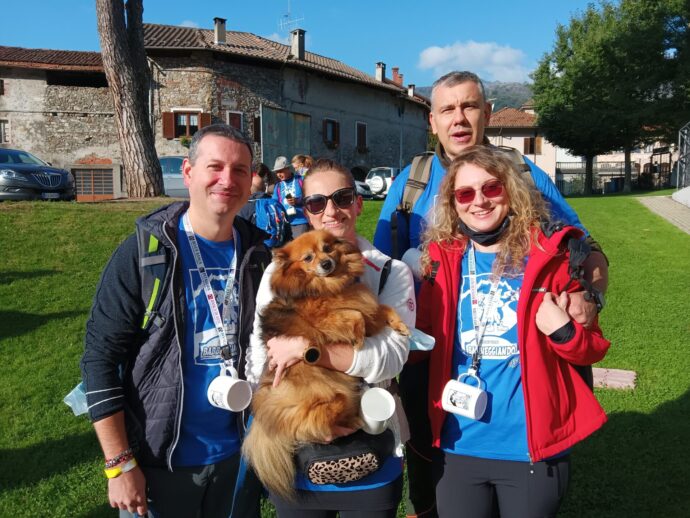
[245,159,416,517]
[414,146,610,517]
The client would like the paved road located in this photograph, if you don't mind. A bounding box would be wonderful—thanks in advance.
[636,195,690,235]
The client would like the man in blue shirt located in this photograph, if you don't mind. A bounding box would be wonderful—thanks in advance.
[373,71,608,518]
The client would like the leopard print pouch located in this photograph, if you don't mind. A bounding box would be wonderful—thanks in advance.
[296,428,395,485]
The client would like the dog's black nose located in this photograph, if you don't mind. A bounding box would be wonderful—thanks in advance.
[320,259,333,270]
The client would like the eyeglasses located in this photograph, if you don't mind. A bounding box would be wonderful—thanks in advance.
[454,180,504,204]
[303,187,356,214]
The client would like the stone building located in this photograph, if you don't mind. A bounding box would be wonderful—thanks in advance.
[0,18,429,199]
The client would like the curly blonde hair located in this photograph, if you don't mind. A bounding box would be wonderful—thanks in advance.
[420,146,550,278]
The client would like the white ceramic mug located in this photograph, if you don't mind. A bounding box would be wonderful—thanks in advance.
[441,373,488,420]
[207,372,252,412]
[360,387,396,435]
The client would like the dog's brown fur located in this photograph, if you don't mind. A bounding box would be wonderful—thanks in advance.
[242,230,409,499]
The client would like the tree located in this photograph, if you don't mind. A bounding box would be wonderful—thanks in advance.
[533,4,622,194]
[96,0,162,197]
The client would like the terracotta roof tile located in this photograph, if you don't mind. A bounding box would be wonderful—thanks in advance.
[0,45,103,71]
[488,107,536,128]
[143,23,427,104]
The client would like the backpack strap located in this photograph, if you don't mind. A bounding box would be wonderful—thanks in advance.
[378,259,392,295]
[137,227,169,330]
[495,145,535,187]
[391,152,434,259]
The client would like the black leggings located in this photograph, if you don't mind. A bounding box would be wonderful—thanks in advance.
[432,451,570,518]
[269,476,403,518]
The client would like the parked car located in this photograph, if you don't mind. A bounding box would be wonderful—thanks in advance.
[365,166,400,198]
[355,180,373,199]
[0,148,75,201]
[159,155,188,198]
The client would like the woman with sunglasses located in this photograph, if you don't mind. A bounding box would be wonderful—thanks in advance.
[245,159,415,517]
[415,146,610,517]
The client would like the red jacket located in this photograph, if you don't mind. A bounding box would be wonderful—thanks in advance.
[416,226,610,461]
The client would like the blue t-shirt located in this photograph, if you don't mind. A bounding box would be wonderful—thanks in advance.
[273,175,308,225]
[440,250,530,462]
[172,218,241,467]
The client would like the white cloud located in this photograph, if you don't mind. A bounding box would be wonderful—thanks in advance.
[264,32,290,45]
[179,20,200,28]
[418,40,532,82]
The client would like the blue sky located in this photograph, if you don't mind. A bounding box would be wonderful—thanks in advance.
[2,0,598,86]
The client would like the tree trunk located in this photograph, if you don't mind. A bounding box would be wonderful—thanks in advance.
[96,0,162,198]
[623,147,632,193]
[585,155,594,195]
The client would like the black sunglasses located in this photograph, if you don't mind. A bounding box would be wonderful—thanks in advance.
[303,187,356,214]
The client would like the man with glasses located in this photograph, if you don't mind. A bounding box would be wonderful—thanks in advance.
[373,71,608,518]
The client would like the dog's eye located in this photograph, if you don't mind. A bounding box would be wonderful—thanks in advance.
[303,253,314,263]
[322,244,332,253]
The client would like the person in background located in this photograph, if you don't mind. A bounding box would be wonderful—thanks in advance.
[292,154,314,176]
[246,159,415,517]
[81,124,270,518]
[272,155,309,237]
[255,162,277,195]
[415,146,610,517]
[238,175,292,248]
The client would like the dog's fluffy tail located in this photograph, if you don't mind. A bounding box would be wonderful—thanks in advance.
[242,417,296,500]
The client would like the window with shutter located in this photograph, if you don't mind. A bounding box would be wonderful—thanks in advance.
[356,122,367,152]
[323,118,339,148]
[253,116,261,143]
[227,111,243,131]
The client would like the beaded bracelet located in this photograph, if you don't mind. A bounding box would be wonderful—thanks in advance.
[104,448,134,469]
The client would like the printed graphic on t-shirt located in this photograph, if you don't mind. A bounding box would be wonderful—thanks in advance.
[187,268,239,366]
[459,276,521,362]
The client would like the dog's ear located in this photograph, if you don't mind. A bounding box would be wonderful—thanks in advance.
[272,247,289,269]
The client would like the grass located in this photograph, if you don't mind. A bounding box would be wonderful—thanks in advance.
[1,192,688,517]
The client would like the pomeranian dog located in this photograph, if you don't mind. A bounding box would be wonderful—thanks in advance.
[242,230,409,499]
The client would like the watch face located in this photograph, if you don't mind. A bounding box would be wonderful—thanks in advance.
[304,347,320,364]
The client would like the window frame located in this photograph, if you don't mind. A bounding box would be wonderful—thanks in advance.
[226,110,243,131]
[323,118,340,148]
[355,121,368,153]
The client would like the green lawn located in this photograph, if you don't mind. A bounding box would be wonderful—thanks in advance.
[0,192,688,517]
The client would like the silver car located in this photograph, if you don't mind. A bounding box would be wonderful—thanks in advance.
[159,156,188,198]
[0,148,75,201]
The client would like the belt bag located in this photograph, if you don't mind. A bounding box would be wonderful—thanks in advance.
[295,428,395,485]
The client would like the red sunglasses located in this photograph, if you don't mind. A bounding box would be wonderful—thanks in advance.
[454,180,504,204]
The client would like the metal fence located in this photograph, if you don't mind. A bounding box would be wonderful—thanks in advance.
[677,122,690,189]
[555,160,674,195]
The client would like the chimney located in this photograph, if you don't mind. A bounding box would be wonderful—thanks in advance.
[392,67,404,86]
[407,84,415,97]
[290,28,305,60]
[375,62,386,82]
[214,17,226,45]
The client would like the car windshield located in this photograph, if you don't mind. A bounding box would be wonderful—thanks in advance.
[0,149,48,166]
[160,156,184,176]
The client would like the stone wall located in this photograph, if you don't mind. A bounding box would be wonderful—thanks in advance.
[150,53,429,172]
[0,67,120,169]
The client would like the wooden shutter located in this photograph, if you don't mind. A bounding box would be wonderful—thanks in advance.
[0,80,4,96]
[356,122,367,151]
[535,136,543,155]
[162,112,175,139]
[200,112,212,128]
[334,120,340,146]
[253,116,261,143]
[523,138,530,155]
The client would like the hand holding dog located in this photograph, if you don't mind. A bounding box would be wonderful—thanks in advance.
[266,336,307,387]
[536,291,571,336]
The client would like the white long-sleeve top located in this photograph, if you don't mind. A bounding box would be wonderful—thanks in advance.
[245,236,416,453]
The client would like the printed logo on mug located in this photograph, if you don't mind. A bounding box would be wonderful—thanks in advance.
[207,370,252,412]
[285,206,297,216]
[441,373,487,420]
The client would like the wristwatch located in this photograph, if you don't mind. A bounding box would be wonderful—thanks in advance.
[302,345,321,365]
[584,288,606,313]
